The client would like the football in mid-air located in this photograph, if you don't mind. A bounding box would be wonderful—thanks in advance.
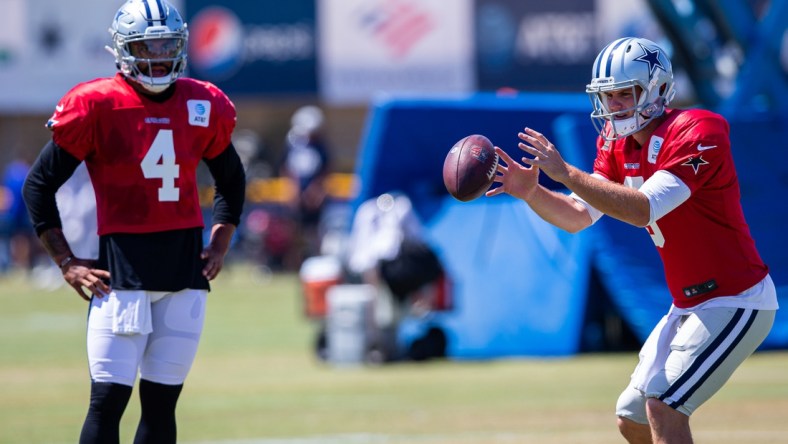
[442,134,498,202]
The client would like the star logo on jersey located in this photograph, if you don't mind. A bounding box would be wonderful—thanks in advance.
[681,155,709,174]
[634,43,666,78]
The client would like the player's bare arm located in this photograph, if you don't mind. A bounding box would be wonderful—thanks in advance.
[486,145,540,201]
[487,146,592,233]
[38,226,72,264]
[518,127,651,227]
[39,227,110,301]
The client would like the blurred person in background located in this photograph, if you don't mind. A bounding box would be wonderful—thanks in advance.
[0,156,39,273]
[281,105,332,265]
[56,163,99,260]
[343,192,446,362]
[488,37,777,443]
[22,1,245,443]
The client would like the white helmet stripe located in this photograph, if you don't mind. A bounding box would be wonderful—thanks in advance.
[593,40,616,79]
[143,0,165,25]
[601,38,629,78]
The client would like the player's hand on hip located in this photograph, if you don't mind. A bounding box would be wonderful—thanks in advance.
[486,146,540,202]
[517,127,570,183]
[200,247,226,281]
[61,258,111,302]
[201,223,236,280]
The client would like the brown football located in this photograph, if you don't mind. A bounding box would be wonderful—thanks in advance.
[442,134,498,202]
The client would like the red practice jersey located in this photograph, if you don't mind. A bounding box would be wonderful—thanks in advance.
[47,74,236,236]
[593,108,768,308]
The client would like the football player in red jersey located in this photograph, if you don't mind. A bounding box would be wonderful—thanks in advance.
[22,1,245,443]
[488,37,777,443]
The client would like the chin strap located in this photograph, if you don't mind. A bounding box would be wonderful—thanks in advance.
[611,115,640,138]
[136,80,171,93]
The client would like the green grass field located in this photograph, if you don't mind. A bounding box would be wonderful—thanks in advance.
[2,264,787,443]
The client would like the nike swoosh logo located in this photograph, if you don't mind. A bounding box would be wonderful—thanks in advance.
[55,104,64,112]
[697,143,717,151]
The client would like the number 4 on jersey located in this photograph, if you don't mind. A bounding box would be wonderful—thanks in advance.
[141,129,180,202]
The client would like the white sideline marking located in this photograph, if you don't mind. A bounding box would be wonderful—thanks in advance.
[190,435,402,444]
[0,313,82,333]
[190,436,395,444]
[186,431,604,444]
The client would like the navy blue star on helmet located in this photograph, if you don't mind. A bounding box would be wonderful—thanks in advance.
[634,43,666,78]
[681,155,709,174]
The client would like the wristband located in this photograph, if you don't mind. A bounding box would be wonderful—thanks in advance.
[58,255,74,268]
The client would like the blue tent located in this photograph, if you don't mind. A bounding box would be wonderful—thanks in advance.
[352,93,788,358]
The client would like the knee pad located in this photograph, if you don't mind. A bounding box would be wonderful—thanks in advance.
[615,384,649,425]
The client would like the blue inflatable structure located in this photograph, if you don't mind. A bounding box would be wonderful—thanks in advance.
[352,93,788,358]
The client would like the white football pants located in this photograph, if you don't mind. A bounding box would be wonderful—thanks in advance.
[86,289,207,386]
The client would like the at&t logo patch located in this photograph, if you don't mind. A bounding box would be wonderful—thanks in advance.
[648,136,663,164]
[187,100,211,127]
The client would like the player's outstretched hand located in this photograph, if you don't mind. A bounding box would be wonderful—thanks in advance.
[486,146,540,202]
[517,127,570,183]
[201,223,236,281]
[61,258,111,302]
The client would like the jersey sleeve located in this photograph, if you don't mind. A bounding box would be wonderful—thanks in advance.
[202,84,237,160]
[658,112,731,194]
[46,83,98,161]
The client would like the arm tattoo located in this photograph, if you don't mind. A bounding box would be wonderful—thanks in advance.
[39,228,73,262]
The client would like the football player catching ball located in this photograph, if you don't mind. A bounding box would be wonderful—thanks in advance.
[487,37,777,443]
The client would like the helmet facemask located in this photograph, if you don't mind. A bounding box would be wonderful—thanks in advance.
[586,38,676,141]
[588,80,671,141]
[107,0,189,94]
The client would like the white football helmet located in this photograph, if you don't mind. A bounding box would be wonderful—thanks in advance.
[107,0,189,93]
[586,37,676,141]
